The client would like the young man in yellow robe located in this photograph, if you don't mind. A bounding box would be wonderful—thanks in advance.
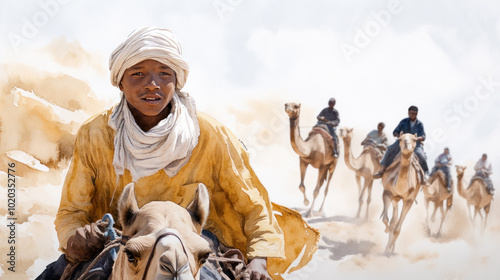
[37,27,318,280]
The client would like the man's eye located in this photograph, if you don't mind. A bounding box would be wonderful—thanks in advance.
[131,72,143,76]
[160,72,171,76]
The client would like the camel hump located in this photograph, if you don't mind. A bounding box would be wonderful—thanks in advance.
[469,176,486,188]
[430,169,446,184]
[307,125,333,146]
[309,124,331,137]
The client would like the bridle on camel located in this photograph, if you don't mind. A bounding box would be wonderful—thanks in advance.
[77,231,190,280]
[75,220,246,280]
[134,231,190,280]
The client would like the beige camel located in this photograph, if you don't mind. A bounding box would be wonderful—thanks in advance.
[422,170,453,237]
[455,165,492,230]
[380,132,422,255]
[339,127,381,219]
[110,183,212,280]
[285,102,338,217]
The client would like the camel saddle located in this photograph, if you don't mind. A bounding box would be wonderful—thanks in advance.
[429,169,446,186]
[307,125,334,150]
[362,142,384,161]
[469,175,484,186]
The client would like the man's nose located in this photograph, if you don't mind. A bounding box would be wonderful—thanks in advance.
[145,75,160,91]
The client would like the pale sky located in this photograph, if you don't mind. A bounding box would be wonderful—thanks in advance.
[2,0,499,203]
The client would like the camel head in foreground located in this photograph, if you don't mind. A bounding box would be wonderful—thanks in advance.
[284,102,301,119]
[110,183,211,280]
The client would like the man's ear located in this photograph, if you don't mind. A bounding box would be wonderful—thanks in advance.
[119,83,123,91]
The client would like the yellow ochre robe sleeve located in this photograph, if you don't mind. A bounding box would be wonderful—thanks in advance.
[213,125,285,259]
[55,122,99,252]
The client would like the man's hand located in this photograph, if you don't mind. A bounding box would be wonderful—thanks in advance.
[245,258,271,280]
[65,220,109,263]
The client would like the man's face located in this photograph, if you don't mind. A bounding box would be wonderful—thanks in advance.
[482,155,488,161]
[408,110,418,121]
[377,124,384,133]
[328,100,336,109]
[120,59,176,117]
[444,149,449,155]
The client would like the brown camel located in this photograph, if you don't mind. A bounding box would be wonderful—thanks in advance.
[285,102,338,217]
[110,183,212,280]
[380,132,422,255]
[455,165,492,230]
[422,170,453,237]
[339,127,381,219]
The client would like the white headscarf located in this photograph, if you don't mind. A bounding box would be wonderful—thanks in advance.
[109,27,189,89]
[108,27,199,182]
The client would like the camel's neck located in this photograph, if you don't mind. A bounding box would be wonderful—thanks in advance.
[395,153,412,194]
[343,138,361,171]
[456,173,466,198]
[289,117,310,157]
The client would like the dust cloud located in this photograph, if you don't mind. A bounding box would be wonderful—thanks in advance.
[0,38,109,279]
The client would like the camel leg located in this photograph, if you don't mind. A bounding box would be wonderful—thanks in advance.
[483,204,491,231]
[436,202,448,238]
[381,190,391,233]
[389,200,399,232]
[425,199,431,236]
[467,204,473,223]
[356,178,367,218]
[473,207,481,227]
[299,160,309,206]
[364,180,374,220]
[386,199,414,255]
[476,207,484,230]
[431,201,439,223]
[355,175,362,197]
[385,200,399,255]
[318,169,334,214]
[305,166,328,217]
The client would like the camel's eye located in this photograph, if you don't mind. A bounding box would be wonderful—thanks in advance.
[124,249,137,265]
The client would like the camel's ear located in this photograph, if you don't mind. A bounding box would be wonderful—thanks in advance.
[298,103,301,108]
[348,128,353,133]
[187,183,210,227]
[118,183,139,228]
[399,131,403,137]
[414,133,418,138]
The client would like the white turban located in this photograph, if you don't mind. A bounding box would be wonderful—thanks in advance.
[109,27,189,89]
